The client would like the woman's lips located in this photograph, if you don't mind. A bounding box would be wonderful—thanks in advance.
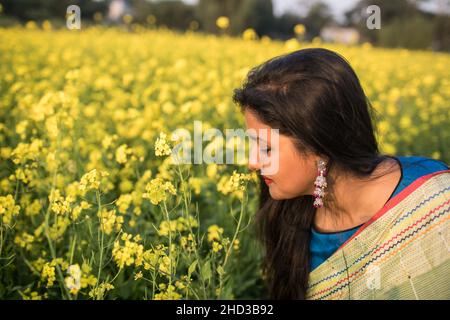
[263,176,273,185]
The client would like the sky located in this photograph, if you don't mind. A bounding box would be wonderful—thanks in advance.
[271,0,357,20]
[182,0,359,22]
[181,0,450,22]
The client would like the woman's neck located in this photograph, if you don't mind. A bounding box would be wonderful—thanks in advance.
[313,158,401,233]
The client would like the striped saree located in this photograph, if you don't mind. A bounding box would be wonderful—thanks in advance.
[306,169,450,300]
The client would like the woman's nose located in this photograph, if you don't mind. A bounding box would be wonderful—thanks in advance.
[248,145,263,171]
[248,160,262,172]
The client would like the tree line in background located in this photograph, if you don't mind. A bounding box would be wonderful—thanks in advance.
[0,0,449,51]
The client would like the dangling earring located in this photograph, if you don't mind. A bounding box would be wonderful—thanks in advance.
[313,159,328,208]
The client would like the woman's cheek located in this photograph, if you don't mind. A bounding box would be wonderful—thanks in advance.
[270,173,296,198]
[279,169,311,198]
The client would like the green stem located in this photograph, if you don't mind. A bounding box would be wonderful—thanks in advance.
[176,165,207,299]
[14,178,20,202]
[162,200,172,288]
[151,266,156,299]
[110,267,122,283]
[219,189,247,298]
[43,130,72,300]
[95,190,105,291]
[223,194,246,268]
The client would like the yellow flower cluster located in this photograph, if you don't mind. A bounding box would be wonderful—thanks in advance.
[112,233,144,269]
[14,231,35,250]
[19,288,48,300]
[217,170,254,199]
[180,233,197,252]
[71,200,91,220]
[154,283,182,300]
[134,271,143,280]
[294,24,306,36]
[158,255,173,275]
[154,275,190,299]
[229,170,253,191]
[115,144,134,164]
[141,245,162,271]
[10,164,37,184]
[98,208,123,235]
[24,199,42,217]
[207,225,224,242]
[49,189,75,216]
[78,169,110,193]
[79,263,98,288]
[142,178,176,205]
[242,28,258,41]
[10,139,44,165]
[155,132,172,157]
[0,194,20,226]
[158,215,198,236]
[46,217,71,241]
[111,235,178,280]
[216,16,229,30]
[207,225,234,253]
[212,241,223,253]
[41,263,56,287]
[89,282,114,299]
[116,193,133,214]
[40,258,69,287]
[188,177,202,195]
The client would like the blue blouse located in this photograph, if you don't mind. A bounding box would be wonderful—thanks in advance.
[309,155,449,272]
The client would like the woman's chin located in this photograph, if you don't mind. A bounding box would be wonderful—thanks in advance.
[268,186,305,200]
[268,187,288,200]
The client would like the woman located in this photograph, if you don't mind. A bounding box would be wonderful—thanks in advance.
[232,48,450,300]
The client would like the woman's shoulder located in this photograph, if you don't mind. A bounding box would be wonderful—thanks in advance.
[397,155,449,176]
[388,155,449,199]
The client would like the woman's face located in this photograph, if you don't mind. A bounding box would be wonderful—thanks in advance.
[244,109,319,200]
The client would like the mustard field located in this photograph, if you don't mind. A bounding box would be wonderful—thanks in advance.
[0,26,449,299]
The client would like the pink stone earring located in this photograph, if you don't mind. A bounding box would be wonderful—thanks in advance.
[313,159,328,208]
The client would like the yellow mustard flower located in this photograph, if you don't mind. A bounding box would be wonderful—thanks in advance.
[155,132,172,157]
[207,224,224,242]
[142,178,176,205]
[78,169,109,193]
[0,194,20,226]
[216,16,229,30]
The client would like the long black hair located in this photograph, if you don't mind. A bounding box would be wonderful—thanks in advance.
[232,48,396,299]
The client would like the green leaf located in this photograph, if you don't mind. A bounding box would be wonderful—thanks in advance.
[188,259,198,278]
[201,260,212,281]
